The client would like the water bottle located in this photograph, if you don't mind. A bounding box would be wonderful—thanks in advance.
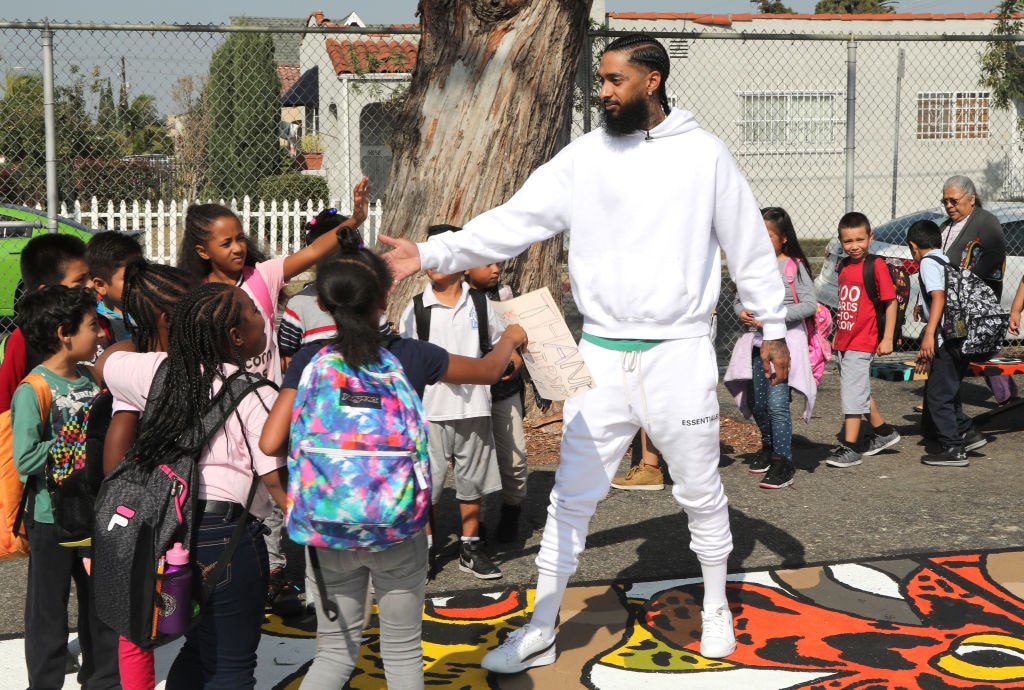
[157,542,192,635]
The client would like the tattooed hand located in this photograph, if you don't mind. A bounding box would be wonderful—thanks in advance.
[760,338,791,384]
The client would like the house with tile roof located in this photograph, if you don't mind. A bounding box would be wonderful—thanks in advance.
[296,10,419,203]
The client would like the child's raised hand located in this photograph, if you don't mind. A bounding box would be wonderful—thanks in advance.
[350,176,371,226]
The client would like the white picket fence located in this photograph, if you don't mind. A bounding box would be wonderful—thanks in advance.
[52,197,384,263]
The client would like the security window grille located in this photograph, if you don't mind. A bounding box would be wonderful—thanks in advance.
[916,92,989,140]
[740,92,840,148]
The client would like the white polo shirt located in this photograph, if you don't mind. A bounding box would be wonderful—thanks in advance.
[399,282,504,421]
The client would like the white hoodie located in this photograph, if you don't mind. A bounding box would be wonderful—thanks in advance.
[418,109,787,341]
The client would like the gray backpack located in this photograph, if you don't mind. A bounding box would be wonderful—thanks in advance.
[91,364,272,648]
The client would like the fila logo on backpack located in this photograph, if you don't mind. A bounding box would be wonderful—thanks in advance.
[92,365,272,649]
[286,345,430,552]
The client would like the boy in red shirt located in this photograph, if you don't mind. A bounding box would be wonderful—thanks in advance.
[827,212,901,468]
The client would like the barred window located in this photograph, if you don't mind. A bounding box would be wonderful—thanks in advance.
[740,92,840,149]
[916,91,989,140]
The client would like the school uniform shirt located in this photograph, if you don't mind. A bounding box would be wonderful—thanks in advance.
[833,257,896,354]
[12,365,99,523]
[917,249,949,347]
[104,350,284,519]
[282,338,449,400]
[398,283,504,421]
[241,257,286,384]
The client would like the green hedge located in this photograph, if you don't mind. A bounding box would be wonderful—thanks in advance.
[257,174,329,203]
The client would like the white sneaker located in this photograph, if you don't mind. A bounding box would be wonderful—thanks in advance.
[700,606,736,658]
[480,624,557,674]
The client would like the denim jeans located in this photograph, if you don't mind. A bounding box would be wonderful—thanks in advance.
[166,512,268,690]
[748,346,793,462]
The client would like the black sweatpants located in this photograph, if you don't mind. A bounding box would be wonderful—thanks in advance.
[922,340,972,447]
[24,516,120,690]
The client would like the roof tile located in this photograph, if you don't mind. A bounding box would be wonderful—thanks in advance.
[325,37,418,75]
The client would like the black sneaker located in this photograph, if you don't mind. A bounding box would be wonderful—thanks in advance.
[65,650,80,675]
[921,445,969,467]
[759,458,795,489]
[748,448,772,474]
[459,540,502,579]
[268,567,305,617]
[496,503,522,543]
[962,427,988,452]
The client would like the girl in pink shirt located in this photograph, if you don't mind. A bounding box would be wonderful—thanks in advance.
[103,282,285,688]
[176,177,369,385]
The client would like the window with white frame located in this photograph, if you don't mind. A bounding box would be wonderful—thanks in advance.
[916,91,989,140]
[740,92,841,149]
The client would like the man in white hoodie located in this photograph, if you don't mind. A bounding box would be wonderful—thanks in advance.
[380,34,790,674]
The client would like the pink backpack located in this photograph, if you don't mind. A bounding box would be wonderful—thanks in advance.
[784,258,833,384]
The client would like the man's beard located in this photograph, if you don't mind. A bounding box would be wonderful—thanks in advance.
[602,93,652,136]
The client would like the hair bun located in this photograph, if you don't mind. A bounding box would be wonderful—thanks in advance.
[336,225,364,255]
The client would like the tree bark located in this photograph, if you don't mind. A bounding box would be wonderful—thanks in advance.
[382,0,592,325]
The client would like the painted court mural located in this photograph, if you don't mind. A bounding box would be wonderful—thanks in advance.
[4,549,1023,688]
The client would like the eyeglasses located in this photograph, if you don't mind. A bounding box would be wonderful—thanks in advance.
[941,195,965,207]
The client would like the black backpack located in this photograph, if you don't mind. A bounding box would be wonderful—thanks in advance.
[412,288,491,355]
[919,255,1010,361]
[841,255,912,347]
[92,364,273,649]
[43,389,113,546]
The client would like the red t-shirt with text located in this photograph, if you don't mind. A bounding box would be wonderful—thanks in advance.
[833,257,896,353]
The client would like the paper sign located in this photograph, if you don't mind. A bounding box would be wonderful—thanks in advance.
[490,287,594,400]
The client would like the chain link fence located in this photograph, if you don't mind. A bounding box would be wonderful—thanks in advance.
[1,19,1021,353]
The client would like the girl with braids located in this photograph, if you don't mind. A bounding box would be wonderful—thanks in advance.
[92,258,198,690]
[102,282,286,688]
[177,176,369,385]
[178,179,368,614]
[724,207,818,491]
[258,228,526,690]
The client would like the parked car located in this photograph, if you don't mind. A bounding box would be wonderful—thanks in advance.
[814,202,1024,342]
[0,204,109,317]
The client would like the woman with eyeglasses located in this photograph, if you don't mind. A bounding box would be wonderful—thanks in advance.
[924,175,1017,410]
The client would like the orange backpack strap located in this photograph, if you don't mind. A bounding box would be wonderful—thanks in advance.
[23,372,52,421]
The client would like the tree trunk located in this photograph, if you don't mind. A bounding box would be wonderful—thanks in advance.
[382,0,592,325]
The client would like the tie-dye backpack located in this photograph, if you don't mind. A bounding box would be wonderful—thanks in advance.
[286,345,430,552]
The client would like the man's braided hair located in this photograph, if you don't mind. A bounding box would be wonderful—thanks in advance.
[604,34,672,116]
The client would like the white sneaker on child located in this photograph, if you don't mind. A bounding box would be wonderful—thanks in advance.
[480,624,557,674]
[700,605,737,658]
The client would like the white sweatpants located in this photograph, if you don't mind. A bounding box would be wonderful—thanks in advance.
[535,336,732,582]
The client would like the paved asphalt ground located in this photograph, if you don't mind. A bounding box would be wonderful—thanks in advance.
[1,354,1021,641]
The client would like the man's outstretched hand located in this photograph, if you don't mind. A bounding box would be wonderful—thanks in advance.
[378,234,422,282]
